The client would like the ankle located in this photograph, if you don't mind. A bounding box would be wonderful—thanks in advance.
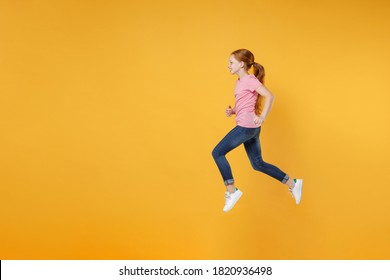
[226,185,237,194]
[286,178,295,189]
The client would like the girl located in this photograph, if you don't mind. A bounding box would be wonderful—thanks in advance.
[212,49,303,212]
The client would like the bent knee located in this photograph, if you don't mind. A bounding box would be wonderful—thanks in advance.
[212,148,219,159]
[251,160,266,171]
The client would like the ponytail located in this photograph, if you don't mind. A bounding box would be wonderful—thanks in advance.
[252,62,265,84]
[252,62,265,115]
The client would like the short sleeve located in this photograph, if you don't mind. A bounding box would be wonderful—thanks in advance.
[247,76,262,92]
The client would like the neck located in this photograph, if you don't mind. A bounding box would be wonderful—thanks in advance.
[237,69,249,79]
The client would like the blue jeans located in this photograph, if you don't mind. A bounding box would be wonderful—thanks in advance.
[212,126,289,186]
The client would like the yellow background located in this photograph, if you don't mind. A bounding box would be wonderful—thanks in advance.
[1,0,390,259]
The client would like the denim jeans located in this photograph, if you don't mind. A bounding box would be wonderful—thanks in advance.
[212,126,289,186]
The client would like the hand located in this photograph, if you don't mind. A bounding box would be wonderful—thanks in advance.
[254,115,265,126]
[226,105,234,117]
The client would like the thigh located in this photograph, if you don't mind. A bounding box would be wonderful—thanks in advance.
[214,126,252,155]
[243,127,262,161]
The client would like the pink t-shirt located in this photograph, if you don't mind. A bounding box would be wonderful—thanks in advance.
[233,74,261,128]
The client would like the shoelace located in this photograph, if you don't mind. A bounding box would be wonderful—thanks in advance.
[224,193,232,205]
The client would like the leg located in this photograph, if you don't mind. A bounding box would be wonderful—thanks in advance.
[243,128,303,204]
[243,127,290,183]
[212,126,251,192]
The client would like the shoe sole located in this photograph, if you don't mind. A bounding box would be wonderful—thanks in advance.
[294,179,303,205]
[223,191,243,212]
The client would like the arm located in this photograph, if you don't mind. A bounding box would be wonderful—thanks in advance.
[254,84,275,125]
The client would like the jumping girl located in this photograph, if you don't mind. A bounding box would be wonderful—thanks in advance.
[212,49,303,212]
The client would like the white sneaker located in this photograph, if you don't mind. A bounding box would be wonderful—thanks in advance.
[223,189,243,212]
[291,179,303,204]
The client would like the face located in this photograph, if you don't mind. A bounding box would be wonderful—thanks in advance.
[228,55,242,75]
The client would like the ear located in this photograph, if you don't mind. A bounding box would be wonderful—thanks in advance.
[240,61,245,68]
